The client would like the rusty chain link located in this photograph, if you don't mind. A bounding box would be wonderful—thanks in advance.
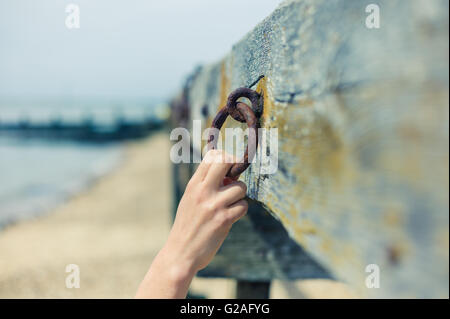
[207,87,262,178]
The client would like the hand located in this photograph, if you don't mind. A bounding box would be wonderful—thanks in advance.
[136,149,248,298]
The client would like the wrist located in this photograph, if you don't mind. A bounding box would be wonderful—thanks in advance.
[136,246,196,299]
[156,245,197,288]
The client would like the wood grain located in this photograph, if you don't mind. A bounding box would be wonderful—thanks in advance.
[176,0,449,297]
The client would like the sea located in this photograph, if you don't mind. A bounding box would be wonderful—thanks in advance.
[0,98,165,228]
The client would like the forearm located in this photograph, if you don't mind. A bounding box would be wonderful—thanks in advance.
[136,150,247,298]
[135,245,196,299]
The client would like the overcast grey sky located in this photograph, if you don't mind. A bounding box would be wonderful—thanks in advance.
[0,0,281,100]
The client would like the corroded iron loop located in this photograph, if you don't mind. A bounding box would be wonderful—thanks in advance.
[225,87,262,123]
[207,102,259,178]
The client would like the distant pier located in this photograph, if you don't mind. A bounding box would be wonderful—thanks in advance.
[0,111,166,143]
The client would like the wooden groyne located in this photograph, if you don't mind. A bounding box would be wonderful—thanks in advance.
[0,114,165,142]
[171,0,449,297]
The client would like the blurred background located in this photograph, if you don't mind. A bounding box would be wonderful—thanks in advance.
[2,0,355,298]
[0,0,280,227]
[1,0,447,299]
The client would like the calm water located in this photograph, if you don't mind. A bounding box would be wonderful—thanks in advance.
[0,99,164,228]
[0,137,123,228]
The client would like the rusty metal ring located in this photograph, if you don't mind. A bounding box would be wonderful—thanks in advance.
[207,102,259,178]
[225,87,262,123]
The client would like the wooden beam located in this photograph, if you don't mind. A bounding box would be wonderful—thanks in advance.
[177,0,449,297]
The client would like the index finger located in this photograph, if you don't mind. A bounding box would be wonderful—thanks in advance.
[190,149,219,182]
[204,150,236,187]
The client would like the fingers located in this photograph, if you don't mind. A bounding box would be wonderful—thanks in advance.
[226,199,248,223]
[190,149,221,182]
[190,162,208,184]
[189,149,241,192]
[203,150,236,187]
[217,181,247,206]
[223,176,239,186]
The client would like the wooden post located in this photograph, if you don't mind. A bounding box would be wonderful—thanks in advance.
[236,280,271,299]
[173,0,449,298]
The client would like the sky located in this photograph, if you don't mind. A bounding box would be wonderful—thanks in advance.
[0,0,281,101]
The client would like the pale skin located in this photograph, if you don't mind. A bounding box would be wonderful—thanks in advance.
[135,149,248,298]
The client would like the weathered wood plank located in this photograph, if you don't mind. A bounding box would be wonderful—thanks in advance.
[180,0,449,297]
[197,200,332,281]
[170,68,331,282]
